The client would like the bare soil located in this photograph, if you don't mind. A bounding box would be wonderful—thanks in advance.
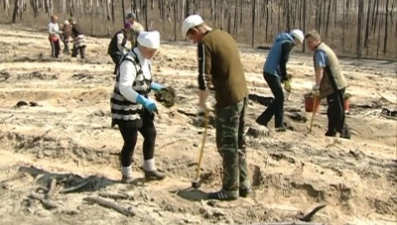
[0,24,396,225]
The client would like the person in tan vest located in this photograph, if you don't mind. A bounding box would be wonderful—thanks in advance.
[305,30,351,139]
[125,12,145,48]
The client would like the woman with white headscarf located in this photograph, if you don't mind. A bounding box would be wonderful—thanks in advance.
[110,30,167,183]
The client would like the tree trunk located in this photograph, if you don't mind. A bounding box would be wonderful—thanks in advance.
[239,0,242,25]
[376,1,383,58]
[111,0,115,24]
[325,0,332,37]
[251,0,256,47]
[364,0,371,50]
[122,0,125,25]
[233,0,238,37]
[302,0,307,52]
[383,0,389,55]
[265,0,269,42]
[144,0,148,29]
[356,0,364,58]
[12,0,20,23]
[173,0,177,40]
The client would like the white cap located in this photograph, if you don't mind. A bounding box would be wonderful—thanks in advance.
[137,31,160,49]
[182,15,204,37]
[64,20,70,25]
[290,29,304,43]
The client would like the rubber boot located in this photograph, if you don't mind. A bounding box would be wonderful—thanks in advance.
[144,170,166,181]
[79,47,86,59]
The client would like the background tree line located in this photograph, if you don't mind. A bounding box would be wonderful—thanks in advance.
[1,0,396,60]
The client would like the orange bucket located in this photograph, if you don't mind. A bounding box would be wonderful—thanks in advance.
[344,99,350,113]
[305,95,321,113]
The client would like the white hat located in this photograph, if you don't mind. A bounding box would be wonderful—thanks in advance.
[137,31,160,49]
[64,20,70,25]
[182,15,204,37]
[290,29,304,43]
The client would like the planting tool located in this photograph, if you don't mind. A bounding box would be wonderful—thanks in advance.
[191,108,210,189]
[309,96,317,134]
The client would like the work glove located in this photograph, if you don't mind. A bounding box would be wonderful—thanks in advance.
[136,95,157,113]
[311,84,320,97]
[281,75,289,83]
[150,82,165,92]
[284,79,292,93]
[193,103,214,127]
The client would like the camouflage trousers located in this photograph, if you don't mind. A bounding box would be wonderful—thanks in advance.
[215,97,250,195]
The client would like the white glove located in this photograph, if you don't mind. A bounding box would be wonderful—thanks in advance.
[311,84,320,97]
[193,107,206,127]
[196,106,206,116]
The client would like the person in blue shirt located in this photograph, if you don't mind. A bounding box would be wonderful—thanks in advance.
[305,30,350,139]
[256,29,304,131]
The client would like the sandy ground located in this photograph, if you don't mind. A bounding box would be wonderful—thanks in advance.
[0,24,396,225]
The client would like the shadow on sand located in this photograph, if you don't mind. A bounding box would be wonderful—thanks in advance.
[14,165,117,193]
[176,187,209,201]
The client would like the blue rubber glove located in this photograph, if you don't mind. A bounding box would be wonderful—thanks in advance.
[136,95,157,113]
[150,82,165,92]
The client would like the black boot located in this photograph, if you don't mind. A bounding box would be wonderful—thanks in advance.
[121,175,134,184]
[79,47,86,59]
[340,128,351,139]
[255,117,268,127]
[144,170,166,181]
[325,130,337,137]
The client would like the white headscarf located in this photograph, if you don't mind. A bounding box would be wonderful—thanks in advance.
[137,31,160,49]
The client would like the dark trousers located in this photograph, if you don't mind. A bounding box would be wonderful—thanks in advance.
[326,88,350,137]
[62,40,69,54]
[110,54,122,75]
[118,110,157,167]
[49,38,61,58]
[71,46,86,59]
[256,73,285,128]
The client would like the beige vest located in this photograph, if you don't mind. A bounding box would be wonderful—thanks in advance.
[129,22,145,47]
[315,43,347,97]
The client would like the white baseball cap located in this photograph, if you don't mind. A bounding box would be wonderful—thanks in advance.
[182,15,204,37]
[290,29,304,43]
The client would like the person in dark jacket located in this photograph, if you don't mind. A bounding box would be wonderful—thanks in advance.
[256,29,304,131]
[108,23,131,75]
[69,17,86,59]
[305,30,351,139]
[60,20,72,55]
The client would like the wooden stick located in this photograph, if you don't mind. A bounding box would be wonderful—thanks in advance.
[98,192,133,200]
[45,178,57,199]
[299,203,327,222]
[59,179,90,194]
[29,192,59,210]
[83,196,135,217]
